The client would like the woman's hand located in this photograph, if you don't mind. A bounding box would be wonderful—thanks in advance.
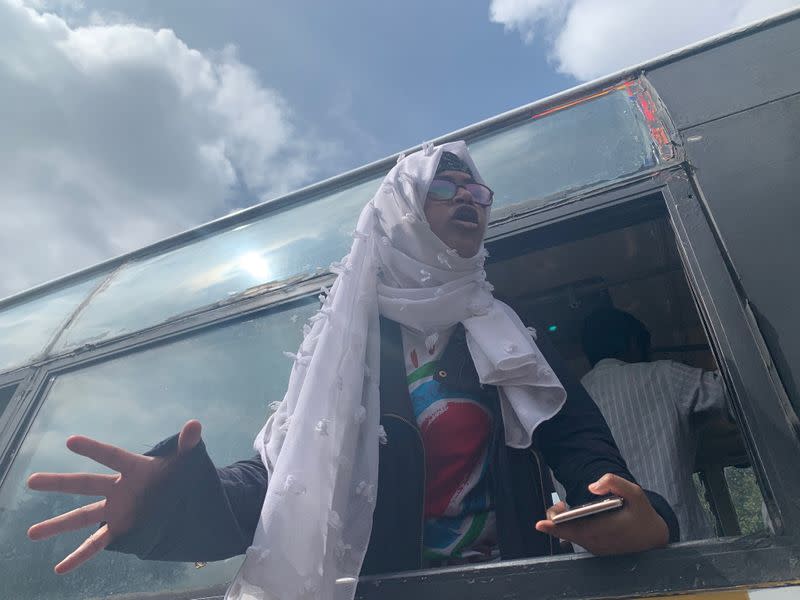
[27,419,202,574]
[536,473,669,555]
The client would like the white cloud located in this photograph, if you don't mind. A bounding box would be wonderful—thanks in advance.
[0,0,324,298]
[489,0,566,43]
[490,0,800,81]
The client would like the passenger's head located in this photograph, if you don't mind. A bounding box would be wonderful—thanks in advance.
[581,308,652,367]
[424,151,491,258]
[371,142,492,291]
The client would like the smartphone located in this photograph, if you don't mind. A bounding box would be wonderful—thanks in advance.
[550,496,624,524]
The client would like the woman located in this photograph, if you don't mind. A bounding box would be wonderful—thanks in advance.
[28,142,677,600]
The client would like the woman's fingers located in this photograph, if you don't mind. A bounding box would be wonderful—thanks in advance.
[588,473,641,500]
[535,519,557,535]
[27,472,116,496]
[537,501,568,536]
[66,436,138,473]
[177,420,202,456]
[536,509,613,544]
[545,500,566,521]
[536,475,668,555]
[54,524,114,574]
[28,500,106,541]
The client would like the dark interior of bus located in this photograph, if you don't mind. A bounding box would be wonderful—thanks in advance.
[486,196,766,538]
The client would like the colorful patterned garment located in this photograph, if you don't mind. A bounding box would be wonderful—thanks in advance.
[401,327,498,562]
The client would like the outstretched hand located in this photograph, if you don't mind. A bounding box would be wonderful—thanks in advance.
[535,473,669,556]
[27,419,202,574]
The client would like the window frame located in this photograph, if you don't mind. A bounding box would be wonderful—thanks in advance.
[0,368,29,390]
[350,168,800,600]
[0,75,679,376]
[0,271,112,378]
[0,168,798,600]
[0,367,36,476]
[0,371,28,423]
[0,275,333,492]
[663,171,800,536]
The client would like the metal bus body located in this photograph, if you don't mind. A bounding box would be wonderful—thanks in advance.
[0,8,798,600]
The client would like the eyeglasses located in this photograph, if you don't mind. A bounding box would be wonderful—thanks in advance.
[427,178,494,207]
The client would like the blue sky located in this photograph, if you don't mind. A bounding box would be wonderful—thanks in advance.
[0,0,797,298]
[77,0,575,175]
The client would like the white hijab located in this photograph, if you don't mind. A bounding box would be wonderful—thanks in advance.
[226,141,566,600]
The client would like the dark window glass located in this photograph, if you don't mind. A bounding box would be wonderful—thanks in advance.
[0,385,16,419]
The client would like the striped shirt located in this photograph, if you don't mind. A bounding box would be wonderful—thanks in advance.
[581,358,727,541]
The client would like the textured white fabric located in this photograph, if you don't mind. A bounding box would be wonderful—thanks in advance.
[225,141,566,600]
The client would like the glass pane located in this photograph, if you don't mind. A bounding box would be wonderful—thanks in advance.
[54,178,379,352]
[469,88,658,211]
[0,297,317,600]
[0,385,16,419]
[725,466,770,535]
[692,472,717,533]
[0,276,103,373]
[54,84,665,354]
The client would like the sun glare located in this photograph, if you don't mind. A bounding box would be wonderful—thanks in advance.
[238,251,272,281]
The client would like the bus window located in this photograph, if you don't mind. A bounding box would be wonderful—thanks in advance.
[0,385,16,419]
[469,82,665,213]
[724,466,769,535]
[52,177,380,354]
[487,205,767,541]
[0,275,103,374]
[44,80,674,360]
[0,297,316,600]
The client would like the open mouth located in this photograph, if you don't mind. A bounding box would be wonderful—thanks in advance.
[451,205,479,226]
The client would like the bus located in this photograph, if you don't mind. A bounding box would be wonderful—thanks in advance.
[0,7,798,600]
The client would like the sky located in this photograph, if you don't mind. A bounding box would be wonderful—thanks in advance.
[1,0,798,300]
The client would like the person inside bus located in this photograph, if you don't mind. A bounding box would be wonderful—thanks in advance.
[580,308,728,541]
[27,143,678,600]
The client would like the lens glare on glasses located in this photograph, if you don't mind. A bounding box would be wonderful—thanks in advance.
[428,179,457,201]
[463,183,492,205]
[428,179,493,206]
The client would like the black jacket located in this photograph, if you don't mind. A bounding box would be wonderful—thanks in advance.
[109,319,679,573]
